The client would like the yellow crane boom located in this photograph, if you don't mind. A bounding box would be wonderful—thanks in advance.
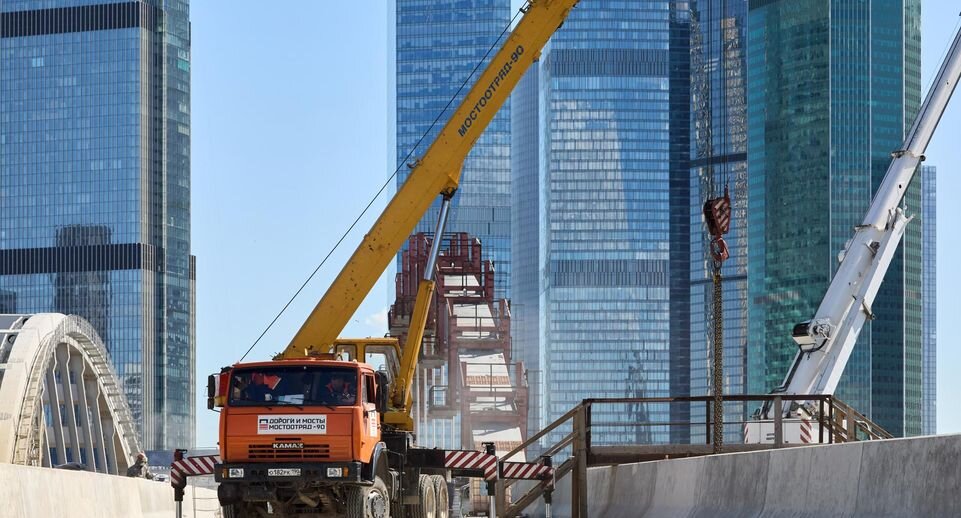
[282,0,579,358]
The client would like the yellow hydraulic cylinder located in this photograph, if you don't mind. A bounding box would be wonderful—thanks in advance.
[392,278,435,414]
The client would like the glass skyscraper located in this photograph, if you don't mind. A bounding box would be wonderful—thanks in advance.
[510,64,542,438]
[395,0,512,299]
[688,0,748,443]
[511,0,691,443]
[921,164,936,435]
[746,0,927,436]
[0,0,194,449]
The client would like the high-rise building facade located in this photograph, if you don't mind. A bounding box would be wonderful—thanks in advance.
[921,164,936,435]
[510,64,542,438]
[511,0,690,443]
[0,0,194,449]
[688,0,748,442]
[746,0,926,436]
[395,0,512,299]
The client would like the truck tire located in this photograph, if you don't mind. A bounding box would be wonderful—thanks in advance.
[346,475,391,518]
[407,474,436,518]
[430,475,449,518]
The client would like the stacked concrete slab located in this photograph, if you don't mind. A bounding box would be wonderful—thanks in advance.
[528,434,961,517]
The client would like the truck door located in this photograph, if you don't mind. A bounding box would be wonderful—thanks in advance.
[360,373,379,460]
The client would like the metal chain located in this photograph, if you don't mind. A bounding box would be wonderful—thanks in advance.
[712,265,724,453]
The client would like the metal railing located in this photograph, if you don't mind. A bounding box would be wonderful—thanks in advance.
[495,394,891,518]
[830,397,893,441]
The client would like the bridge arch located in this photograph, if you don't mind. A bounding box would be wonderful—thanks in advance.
[0,313,141,474]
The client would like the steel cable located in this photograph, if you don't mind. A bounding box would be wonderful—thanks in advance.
[238,7,524,363]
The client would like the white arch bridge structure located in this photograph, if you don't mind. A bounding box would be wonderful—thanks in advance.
[0,313,140,474]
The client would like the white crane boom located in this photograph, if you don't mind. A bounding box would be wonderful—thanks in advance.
[779,22,961,397]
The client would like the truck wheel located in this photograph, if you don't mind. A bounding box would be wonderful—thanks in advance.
[346,476,390,518]
[431,475,449,518]
[407,474,436,518]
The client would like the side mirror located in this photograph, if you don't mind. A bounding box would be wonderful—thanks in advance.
[207,374,216,410]
[207,372,228,409]
[375,371,390,414]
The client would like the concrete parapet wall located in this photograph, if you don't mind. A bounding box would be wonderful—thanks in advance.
[0,463,221,518]
[526,434,961,517]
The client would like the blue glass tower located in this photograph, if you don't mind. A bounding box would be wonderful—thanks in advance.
[395,0,512,299]
[511,0,691,443]
[688,0,748,442]
[510,64,542,437]
[747,0,926,436]
[0,0,194,449]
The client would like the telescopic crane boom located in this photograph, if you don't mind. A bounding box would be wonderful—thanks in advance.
[777,22,961,398]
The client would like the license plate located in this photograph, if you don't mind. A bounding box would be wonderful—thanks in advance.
[267,468,302,477]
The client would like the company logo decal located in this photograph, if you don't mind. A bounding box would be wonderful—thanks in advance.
[257,414,327,435]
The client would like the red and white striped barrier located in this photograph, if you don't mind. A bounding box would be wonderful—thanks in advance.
[800,419,813,444]
[500,461,554,480]
[444,450,497,480]
[170,454,220,488]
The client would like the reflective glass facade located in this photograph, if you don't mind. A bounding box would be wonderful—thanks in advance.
[511,0,690,444]
[921,165,936,435]
[510,64,542,437]
[395,0,512,299]
[688,0,748,443]
[0,0,194,449]
[747,0,925,436]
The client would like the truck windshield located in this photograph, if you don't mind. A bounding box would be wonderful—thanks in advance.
[229,366,358,407]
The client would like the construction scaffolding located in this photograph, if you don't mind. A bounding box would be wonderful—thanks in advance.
[390,233,529,511]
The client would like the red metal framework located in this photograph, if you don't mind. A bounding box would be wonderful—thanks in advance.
[390,233,528,454]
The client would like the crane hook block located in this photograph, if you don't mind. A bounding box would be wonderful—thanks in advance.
[710,236,730,263]
[703,189,732,238]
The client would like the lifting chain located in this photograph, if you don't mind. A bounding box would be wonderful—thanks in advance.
[703,186,731,453]
[712,265,724,453]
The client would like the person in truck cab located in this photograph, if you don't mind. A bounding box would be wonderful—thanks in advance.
[323,372,356,405]
[242,373,274,402]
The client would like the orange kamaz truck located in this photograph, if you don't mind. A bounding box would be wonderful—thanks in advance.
[200,2,580,516]
[210,341,415,517]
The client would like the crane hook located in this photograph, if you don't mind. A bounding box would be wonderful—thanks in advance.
[710,236,730,266]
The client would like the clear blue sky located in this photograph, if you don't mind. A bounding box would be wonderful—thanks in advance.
[191,2,961,446]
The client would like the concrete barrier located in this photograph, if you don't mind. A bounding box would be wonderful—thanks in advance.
[645,456,698,516]
[0,463,220,518]
[523,434,961,517]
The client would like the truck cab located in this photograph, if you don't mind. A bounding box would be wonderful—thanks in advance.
[210,341,400,514]
[221,360,379,463]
